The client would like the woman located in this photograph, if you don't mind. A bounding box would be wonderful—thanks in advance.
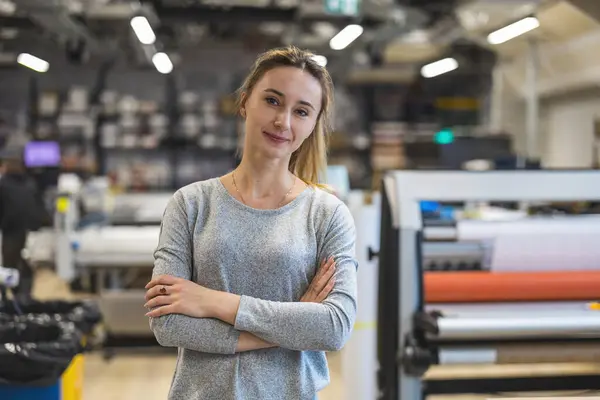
[144,46,358,400]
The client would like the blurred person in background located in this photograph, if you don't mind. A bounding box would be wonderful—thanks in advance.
[0,155,44,300]
[144,46,358,400]
[0,118,8,150]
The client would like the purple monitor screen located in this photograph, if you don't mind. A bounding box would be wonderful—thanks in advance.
[24,141,61,167]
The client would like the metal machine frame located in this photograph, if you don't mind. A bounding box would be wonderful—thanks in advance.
[377,170,600,400]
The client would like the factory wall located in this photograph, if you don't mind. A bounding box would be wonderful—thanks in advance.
[542,88,600,169]
[501,84,600,168]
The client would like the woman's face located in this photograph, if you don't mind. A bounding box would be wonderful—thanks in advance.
[241,66,323,160]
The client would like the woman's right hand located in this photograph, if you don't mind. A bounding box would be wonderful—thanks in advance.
[301,257,336,303]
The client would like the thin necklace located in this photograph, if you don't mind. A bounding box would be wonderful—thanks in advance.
[232,171,296,208]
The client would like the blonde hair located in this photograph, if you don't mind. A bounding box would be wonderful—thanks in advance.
[237,46,334,188]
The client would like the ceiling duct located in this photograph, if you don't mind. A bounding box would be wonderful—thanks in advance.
[495,0,600,98]
[84,1,156,22]
[567,0,600,24]
[14,0,101,52]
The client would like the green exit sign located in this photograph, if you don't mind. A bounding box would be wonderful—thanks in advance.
[325,0,360,16]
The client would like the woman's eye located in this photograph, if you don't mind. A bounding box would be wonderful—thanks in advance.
[266,97,279,105]
[296,109,308,117]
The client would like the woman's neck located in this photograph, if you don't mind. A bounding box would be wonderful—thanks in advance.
[234,154,294,199]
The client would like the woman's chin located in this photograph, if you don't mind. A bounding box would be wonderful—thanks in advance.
[245,144,290,161]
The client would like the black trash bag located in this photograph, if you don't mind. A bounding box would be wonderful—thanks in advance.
[0,318,84,386]
[0,299,102,335]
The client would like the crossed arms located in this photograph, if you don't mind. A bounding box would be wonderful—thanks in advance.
[147,192,358,355]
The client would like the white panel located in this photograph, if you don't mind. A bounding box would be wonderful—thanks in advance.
[389,170,600,229]
[544,94,600,168]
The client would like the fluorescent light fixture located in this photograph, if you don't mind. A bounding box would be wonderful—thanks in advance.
[130,16,156,45]
[329,24,363,51]
[17,53,49,73]
[152,52,173,74]
[312,55,327,67]
[487,17,539,45]
[421,57,458,78]
[0,0,16,15]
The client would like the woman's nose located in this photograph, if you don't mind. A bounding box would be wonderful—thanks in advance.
[274,112,291,131]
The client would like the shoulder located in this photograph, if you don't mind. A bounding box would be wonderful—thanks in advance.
[309,186,355,232]
[173,178,221,205]
[165,178,222,217]
[310,186,345,213]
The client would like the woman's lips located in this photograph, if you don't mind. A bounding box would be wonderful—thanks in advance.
[263,131,289,144]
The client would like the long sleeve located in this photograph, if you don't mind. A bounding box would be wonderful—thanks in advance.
[233,203,358,352]
[149,191,241,354]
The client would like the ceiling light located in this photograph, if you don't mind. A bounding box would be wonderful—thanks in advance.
[152,52,173,74]
[421,58,458,78]
[130,16,156,45]
[329,24,364,51]
[17,53,49,73]
[312,55,327,67]
[487,17,539,45]
[0,0,16,15]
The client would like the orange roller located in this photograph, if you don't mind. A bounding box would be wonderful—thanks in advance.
[424,271,600,303]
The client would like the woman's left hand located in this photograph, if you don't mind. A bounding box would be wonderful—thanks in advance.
[144,275,215,318]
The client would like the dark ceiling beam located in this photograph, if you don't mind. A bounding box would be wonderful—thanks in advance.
[0,15,36,29]
[396,0,459,26]
[146,2,359,26]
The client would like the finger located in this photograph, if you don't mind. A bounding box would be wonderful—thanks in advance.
[145,286,161,301]
[145,284,176,301]
[323,256,335,271]
[313,257,334,283]
[145,275,180,289]
[315,259,336,289]
[146,304,177,318]
[309,262,335,298]
[316,277,336,302]
[312,258,327,281]
[305,257,336,300]
[144,295,175,309]
[145,275,179,289]
[145,285,167,301]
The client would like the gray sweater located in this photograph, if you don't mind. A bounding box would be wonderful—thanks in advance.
[149,177,358,400]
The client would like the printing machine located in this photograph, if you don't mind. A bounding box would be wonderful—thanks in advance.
[47,191,174,346]
[48,191,172,285]
[44,191,491,280]
[376,170,600,400]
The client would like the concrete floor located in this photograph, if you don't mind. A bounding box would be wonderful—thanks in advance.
[29,268,600,400]
[32,268,346,400]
